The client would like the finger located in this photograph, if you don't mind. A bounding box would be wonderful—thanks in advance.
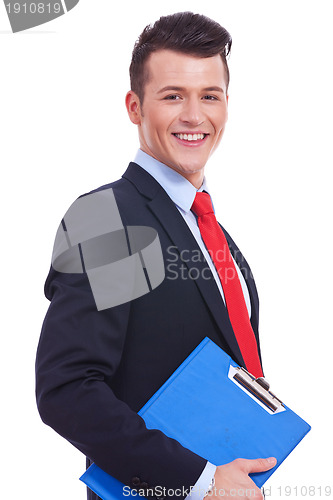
[243,457,277,474]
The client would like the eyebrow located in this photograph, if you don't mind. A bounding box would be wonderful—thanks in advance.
[157,86,224,94]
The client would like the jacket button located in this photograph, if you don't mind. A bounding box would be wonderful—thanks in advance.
[131,477,141,487]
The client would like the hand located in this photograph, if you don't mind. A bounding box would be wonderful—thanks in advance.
[204,457,277,500]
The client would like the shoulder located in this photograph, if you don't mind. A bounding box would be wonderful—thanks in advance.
[77,162,160,213]
[79,176,133,205]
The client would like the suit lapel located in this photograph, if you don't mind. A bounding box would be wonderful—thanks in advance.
[123,163,245,367]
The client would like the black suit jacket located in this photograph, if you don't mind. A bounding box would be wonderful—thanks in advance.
[35,163,262,500]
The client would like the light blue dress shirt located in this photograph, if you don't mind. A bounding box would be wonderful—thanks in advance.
[133,149,252,498]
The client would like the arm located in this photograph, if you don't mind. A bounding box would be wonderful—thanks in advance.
[35,266,206,497]
[186,463,216,500]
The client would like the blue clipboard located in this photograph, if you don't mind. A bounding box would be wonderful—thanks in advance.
[80,337,311,499]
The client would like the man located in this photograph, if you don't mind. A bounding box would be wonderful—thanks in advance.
[36,12,276,500]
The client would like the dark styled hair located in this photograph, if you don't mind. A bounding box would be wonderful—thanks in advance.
[130,12,232,103]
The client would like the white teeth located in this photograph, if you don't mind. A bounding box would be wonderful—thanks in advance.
[175,133,205,141]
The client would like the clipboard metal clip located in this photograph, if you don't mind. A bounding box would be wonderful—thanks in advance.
[229,366,285,414]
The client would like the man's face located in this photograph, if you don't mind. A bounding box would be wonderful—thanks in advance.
[126,49,229,187]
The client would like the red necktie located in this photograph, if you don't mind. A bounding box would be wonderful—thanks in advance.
[191,192,263,378]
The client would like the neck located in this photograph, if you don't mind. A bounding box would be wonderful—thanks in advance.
[170,168,204,189]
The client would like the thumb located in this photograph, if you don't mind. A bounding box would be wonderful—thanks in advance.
[245,457,277,474]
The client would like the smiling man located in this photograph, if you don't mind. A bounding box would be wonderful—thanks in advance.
[36,11,275,500]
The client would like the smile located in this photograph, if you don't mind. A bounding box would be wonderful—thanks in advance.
[173,133,207,141]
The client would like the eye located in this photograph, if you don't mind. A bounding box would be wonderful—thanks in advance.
[163,94,181,101]
[203,95,219,101]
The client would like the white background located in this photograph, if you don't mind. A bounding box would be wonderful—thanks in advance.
[1,0,332,498]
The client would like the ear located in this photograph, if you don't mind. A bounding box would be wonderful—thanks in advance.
[125,90,142,125]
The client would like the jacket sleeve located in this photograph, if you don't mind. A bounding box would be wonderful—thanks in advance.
[35,259,206,498]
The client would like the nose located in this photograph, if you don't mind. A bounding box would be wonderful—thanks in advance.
[179,96,205,127]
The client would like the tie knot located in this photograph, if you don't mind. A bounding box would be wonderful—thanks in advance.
[191,192,214,217]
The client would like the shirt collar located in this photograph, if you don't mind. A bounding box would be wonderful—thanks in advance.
[133,149,210,213]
